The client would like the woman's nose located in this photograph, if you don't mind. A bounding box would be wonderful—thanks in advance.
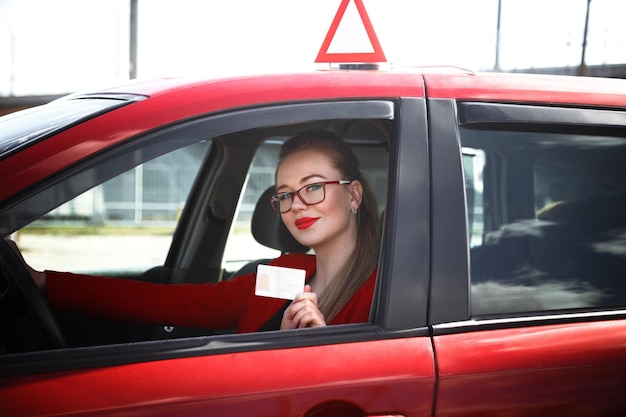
[290,193,307,210]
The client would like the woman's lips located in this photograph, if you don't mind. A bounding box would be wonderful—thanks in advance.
[295,217,319,230]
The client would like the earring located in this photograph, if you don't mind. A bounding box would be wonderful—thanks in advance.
[351,207,358,215]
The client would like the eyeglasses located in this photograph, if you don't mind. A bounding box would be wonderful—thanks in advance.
[269,180,352,213]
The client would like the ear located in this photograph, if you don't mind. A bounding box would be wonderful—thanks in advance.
[348,180,363,208]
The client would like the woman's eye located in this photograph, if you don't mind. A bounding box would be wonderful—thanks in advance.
[278,192,292,201]
[305,183,323,192]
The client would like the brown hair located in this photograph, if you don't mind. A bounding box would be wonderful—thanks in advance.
[277,129,380,321]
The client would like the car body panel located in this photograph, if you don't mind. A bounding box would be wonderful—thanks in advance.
[434,319,626,416]
[1,336,435,417]
[424,71,626,107]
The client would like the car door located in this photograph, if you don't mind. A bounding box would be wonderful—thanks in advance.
[428,100,626,416]
[0,99,436,417]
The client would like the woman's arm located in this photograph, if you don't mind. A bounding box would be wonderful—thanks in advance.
[6,239,47,292]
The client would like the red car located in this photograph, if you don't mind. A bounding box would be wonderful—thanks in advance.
[1,67,626,416]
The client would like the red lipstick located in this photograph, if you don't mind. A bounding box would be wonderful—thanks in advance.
[295,217,319,230]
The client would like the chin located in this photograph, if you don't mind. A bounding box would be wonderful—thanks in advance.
[292,233,320,249]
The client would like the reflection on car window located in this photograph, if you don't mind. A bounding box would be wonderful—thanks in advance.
[15,140,211,276]
[462,128,626,316]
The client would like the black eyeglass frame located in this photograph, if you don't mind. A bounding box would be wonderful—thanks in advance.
[269,180,352,213]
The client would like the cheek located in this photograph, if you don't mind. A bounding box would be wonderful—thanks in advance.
[281,212,299,233]
[280,212,291,226]
[325,190,351,213]
[318,195,353,228]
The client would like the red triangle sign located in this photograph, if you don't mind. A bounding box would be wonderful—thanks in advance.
[315,0,387,63]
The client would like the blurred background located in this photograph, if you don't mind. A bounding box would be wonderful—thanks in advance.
[1,0,625,115]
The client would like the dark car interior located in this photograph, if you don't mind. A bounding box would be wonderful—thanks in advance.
[463,127,626,316]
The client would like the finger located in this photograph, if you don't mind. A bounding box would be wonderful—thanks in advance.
[291,302,325,328]
[281,304,296,330]
[294,310,325,328]
[282,302,307,329]
[282,300,308,329]
[283,300,298,322]
[293,291,318,305]
[282,296,324,329]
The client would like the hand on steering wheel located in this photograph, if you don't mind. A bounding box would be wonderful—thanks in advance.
[0,239,65,352]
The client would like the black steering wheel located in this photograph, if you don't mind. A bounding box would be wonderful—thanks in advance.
[0,239,66,351]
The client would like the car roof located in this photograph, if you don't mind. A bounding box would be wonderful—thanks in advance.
[94,68,626,109]
[423,70,626,107]
[1,68,626,203]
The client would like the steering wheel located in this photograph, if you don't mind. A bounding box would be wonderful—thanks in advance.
[0,239,66,351]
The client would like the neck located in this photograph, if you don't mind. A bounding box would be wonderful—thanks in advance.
[310,226,357,295]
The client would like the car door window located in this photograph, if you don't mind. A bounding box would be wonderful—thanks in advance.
[462,128,626,316]
[14,140,211,277]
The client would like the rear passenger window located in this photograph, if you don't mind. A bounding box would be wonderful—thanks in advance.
[462,128,626,316]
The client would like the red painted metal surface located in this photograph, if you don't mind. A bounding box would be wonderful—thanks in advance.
[434,319,626,416]
[3,69,626,202]
[0,71,424,202]
[0,337,434,417]
[423,71,626,107]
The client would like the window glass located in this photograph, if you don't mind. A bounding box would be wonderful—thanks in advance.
[462,128,626,316]
[463,148,485,248]
[223,140,283,272]
[14,140,211,276]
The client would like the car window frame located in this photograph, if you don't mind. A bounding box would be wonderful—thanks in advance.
[429,99,626,333]
[0,101,394,233]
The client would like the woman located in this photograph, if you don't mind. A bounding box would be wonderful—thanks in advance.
[13,129,380,332]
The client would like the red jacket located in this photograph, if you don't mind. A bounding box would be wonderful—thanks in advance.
[46,253,377,333]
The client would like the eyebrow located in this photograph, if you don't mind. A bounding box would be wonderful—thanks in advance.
[276,174,329,191]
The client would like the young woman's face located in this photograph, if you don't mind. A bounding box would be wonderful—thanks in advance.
[275,149,361,250]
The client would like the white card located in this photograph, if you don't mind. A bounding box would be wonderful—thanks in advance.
[255,264,306,300]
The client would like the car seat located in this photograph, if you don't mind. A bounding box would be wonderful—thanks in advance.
[229,186,309,278]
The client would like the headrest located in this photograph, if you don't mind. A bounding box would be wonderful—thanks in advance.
[251,187,309,253]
